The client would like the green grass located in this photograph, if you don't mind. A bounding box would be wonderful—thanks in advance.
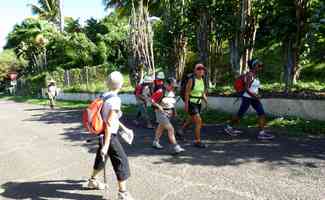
[1,94,324,136]
[0,94,89,109]
[61,74,134,94]
[122,104,325,136]
[210,81,325,96]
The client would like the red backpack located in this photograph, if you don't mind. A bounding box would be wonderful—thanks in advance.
[82,94,116,135]
[234,75,246,93]
[234,72,254,93]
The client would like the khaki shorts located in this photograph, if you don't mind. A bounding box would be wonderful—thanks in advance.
[155,110,173,125]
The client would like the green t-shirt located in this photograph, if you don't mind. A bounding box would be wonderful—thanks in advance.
[190,78,205,104]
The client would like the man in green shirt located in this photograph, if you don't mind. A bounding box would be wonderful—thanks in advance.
[183,64,208,148]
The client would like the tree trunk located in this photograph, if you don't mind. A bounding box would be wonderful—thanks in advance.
[283,0,308,93]
[128,0,155,85]
[197,9,209,66]
[173,34,187,81]
[57,0,64,32]
[230,33,241,75]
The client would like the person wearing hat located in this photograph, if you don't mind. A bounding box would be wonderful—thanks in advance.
[224,59,274,140]
[182,63,208,148]
[153,71,165,92]
[47,79,57,109]
[87,71,135,200]
[151,77,185,154]
[134,75,154,128]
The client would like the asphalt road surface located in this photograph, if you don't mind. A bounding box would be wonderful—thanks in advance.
[0,99,325,200]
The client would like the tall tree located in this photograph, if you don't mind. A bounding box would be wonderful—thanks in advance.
[29,0,63,32]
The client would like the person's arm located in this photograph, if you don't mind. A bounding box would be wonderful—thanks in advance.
[244,74,260,100]
[101,110,115,155]
[202,93,208,104]
[184,79,193,113]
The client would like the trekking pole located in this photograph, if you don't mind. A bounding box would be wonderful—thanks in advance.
[100,135,109,199]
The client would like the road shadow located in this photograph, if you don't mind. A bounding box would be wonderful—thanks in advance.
[24,108,82,124]
[24,106,325,170]
[0,180,103,200]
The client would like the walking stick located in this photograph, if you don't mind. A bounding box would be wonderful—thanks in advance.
[100,135,109,199]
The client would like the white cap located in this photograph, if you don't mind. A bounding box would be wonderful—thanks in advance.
[156,72,165,80]
[143,76,153,83]
[107,71,124,90]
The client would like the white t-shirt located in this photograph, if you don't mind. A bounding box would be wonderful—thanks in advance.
[160,90,177,109]
[101,92,122,134]
[243,79,260,98]
[48,85,57,97]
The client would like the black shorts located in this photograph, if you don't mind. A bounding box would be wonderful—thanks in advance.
[188,102,201,116]
[93,135,130,181]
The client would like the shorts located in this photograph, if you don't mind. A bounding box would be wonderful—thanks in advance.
[237,96,265,117]
[93,135,130,181]
[188,102,201,116]
[155,109,173,125]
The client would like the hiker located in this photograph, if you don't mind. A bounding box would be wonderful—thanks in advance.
[182,64,208,148]
[224,59,274,140]
[151,77,185,154]
[87,71,135,200]
[47,80,57,109]
[153,71,165,93]
[134,76,154,128]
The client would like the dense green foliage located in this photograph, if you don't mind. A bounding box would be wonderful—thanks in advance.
[0,0,324,95]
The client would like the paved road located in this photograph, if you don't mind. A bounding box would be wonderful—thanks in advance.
[0,99,325,200]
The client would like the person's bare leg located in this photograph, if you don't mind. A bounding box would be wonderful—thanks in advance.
[90,169,101,179]
[118,180,127,192]
[155,124,164,141]
[258,115,266,131]
[182,116,192,129]
[193,115,202,143]
[165,123,177,145]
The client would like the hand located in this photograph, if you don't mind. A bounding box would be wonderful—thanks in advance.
[100,145,109,161]
[203,97,208,105]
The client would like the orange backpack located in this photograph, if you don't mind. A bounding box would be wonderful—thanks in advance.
[82,94,116,135]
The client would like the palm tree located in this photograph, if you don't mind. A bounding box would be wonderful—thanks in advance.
[29,0,63,32]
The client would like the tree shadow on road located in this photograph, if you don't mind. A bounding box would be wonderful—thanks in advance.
[24,107,325,170]
[0,180,103,200]
[124,121,325,169]
[24,108,82,124]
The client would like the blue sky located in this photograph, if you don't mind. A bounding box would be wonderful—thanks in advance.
[0,0,110,50]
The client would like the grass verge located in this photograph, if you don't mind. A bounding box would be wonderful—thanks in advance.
[1,94,324,136]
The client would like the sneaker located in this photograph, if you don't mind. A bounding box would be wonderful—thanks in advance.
[152,140,164,149]
[193,142,207,148]
[87,178,106,190]
[257,131,275,140]
[173,144,185,154]
[224,125,242,136]
[118,191,135,200]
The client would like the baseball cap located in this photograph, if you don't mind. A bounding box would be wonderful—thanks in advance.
[156,72,165,80]
[195,63,206,71]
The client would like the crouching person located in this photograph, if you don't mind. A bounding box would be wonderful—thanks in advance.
[87,71,134,200]
[151,78,185,154]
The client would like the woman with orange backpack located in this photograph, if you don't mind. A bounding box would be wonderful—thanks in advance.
[86,71,135,200]
[224,59,274,140]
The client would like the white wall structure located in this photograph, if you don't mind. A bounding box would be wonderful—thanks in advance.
[44,90,325,121]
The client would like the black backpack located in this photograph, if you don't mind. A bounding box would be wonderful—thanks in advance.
[180,73,208,102]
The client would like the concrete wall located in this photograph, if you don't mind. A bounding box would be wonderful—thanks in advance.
[46,91,325,121]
